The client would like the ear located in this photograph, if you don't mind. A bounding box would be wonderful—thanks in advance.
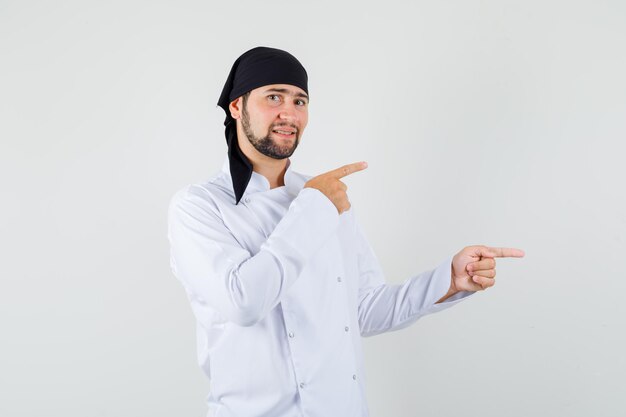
[229,97,243,120]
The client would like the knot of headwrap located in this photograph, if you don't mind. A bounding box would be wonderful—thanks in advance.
[216,46,309,205]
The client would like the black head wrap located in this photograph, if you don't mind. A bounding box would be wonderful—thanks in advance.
[216,46,309,204]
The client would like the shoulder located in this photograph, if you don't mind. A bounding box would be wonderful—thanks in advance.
[168,171,233,220]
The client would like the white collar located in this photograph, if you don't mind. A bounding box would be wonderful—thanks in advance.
[220,156,305,199]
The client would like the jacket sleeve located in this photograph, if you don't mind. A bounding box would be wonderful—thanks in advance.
[167,185,339,327]
[353,219,475,337]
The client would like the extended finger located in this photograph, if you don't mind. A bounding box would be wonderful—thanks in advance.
[327,161,368,179]
[481,246,525,258]
[472,275,495,289]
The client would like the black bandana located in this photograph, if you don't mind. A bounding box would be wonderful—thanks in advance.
[216,46,309,204]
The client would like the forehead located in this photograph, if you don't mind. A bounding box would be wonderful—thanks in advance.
[251,84,308,99]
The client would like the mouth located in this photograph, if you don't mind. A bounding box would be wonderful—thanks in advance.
[271,128,297,139]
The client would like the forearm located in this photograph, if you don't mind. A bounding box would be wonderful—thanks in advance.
[357,254,475,337]
[358,256,453,336]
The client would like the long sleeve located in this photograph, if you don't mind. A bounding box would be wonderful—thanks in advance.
[354,220,474,337]
[167,185,339,327]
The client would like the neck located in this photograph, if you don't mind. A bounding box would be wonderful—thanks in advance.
[236,129,288,189]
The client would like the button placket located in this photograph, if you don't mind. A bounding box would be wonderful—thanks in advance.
[241,194,271,239]
[334,269,359,387]
[281,304,308,399]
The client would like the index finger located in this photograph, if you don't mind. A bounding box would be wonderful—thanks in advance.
[326,161,368,179]
[484,247,526,258]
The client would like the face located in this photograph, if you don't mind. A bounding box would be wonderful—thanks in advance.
[231,84,309,160]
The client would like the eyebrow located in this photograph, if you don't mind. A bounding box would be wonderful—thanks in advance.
[263,88,309,101]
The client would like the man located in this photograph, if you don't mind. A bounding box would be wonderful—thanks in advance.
[167,46,524,417]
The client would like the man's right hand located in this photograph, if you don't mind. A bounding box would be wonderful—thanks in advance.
[304,161,368,215]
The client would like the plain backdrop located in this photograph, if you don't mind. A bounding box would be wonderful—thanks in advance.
[1,1,625,416]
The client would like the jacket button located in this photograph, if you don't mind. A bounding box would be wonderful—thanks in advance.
[337,276,342,282]
[288,332,294,338]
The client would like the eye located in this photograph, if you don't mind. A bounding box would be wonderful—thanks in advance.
[295,99,307,106]
[268,94,281,102]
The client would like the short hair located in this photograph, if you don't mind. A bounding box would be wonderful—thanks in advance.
[241,91,251,109]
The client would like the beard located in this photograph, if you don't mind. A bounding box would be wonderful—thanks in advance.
[241,104,300,160]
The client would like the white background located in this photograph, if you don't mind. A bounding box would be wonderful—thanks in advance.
[1,1,625,416]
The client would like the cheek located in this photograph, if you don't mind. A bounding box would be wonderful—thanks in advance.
[252,112,276,130]
[299,110,309,126]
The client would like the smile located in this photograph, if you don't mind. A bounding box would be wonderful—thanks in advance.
[272,129,296,138]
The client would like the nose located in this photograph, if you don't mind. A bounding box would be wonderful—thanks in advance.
[278,101,298,122]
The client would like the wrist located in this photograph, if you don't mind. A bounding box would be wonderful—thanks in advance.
[450,263,460,292]
[436,276,459,304]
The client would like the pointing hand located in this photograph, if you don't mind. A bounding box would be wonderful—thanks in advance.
[304,161,368,215]
[450,245,525,292]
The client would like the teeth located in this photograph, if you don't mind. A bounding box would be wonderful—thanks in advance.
[274,130,293,135]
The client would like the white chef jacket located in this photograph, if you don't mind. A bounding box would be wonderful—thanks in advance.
[167,156,473,417]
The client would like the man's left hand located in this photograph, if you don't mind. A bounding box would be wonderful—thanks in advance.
[450,245,525,293]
